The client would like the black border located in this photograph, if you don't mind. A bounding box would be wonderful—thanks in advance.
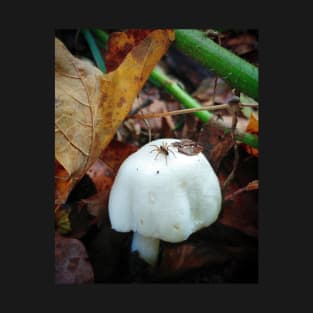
[4,2,310,312]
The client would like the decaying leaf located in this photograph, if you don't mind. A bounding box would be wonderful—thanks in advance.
[158,223,258,280]
[172,139,203,156]
[77,159,114,217]
[55,205,71,235]
[55,30,175,208]
[98,140,138,173]
[105,29,174,73]
[192,76,234,103]
[160,243,213,274]
[87,159,114,193]
[77,141,138,217]
[130,97,176,138]
[222,32,257,57]
[57,141,138,239]
[198,122,234,172]
[55,160,74,210]
[55,233,94,284]
[218,155,258,237]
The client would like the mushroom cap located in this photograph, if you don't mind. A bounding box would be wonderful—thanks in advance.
[108,138,222,243]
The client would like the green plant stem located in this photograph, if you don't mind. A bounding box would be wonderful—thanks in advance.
[81,28,106,73]
[174,29,258,101]
[149,67,213,122]
[91,29,110,46]
[90,29,258,149]
[150,67,258,148]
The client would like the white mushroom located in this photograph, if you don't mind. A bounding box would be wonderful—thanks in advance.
[108,138,222,266]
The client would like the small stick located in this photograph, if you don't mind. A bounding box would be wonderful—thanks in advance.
[130,103,257,120]
[140,110,152,142]
[132,103,223,119]
[212,77,218,104]
[223,103,240,193]
[224,180,258,201]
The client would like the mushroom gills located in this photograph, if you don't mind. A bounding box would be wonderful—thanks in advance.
[131,232,160,266]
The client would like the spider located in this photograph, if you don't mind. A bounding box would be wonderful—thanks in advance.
[149,141,177,165]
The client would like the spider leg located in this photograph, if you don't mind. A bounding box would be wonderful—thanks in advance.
[154,152,160,160]
[168,148,177,158]
[150,146,159,154]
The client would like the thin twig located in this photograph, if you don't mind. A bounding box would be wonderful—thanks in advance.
[140,110,152,142]
[223,103,240,193]
[224,180,259,201]
[130,102,257,120]
[131,103,226,119]
[212,77,218,104]
[223,143,239,193]
[239,103,258,108]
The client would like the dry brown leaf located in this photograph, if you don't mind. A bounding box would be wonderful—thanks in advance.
[87,159,114,193]
[98,140,138,173]
[55,160,74,209]
[198,122,234,172]
[78,159,115,217]
[55,205,71,234]
[55,30,174,208]
[158,223,257,280]
[220,115,249,133]
[192,77,234,103]
[55,233,94,284]
[222,32,257,56]
[132,98,174,133]
[77,141,138,218]
[160,243,212,274]
[105,29,174,72]
[172,139,203,156]
[218,157,258,238]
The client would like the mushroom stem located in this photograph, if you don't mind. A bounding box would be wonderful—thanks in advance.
[131,232,160,266]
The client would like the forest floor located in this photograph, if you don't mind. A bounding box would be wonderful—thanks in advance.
[55,29,258,284]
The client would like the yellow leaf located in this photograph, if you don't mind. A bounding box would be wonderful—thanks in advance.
[55,30,174,207]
